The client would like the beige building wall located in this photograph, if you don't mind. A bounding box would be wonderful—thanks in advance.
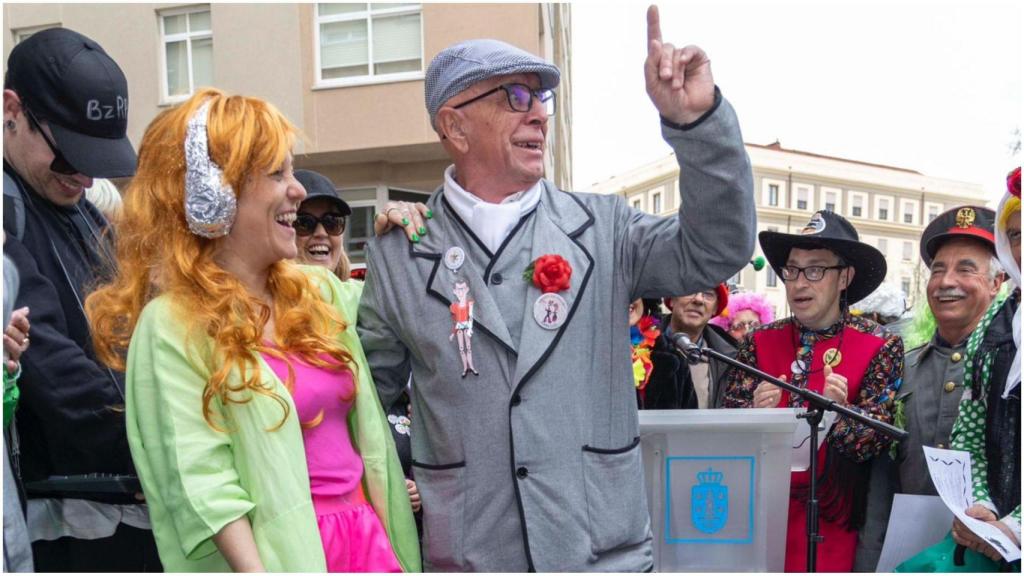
[4,2,573,260]
[590,142,989,318]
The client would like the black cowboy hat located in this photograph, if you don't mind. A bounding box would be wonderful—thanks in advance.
[919,205,995,268]
[759,210,887,303]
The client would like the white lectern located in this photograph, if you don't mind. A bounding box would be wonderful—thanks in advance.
[640,408,798,572]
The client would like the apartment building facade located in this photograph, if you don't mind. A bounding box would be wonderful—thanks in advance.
[590,141,989,317]
[3,3,573,263]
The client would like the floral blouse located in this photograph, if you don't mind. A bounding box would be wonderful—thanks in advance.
[723,315,904,462]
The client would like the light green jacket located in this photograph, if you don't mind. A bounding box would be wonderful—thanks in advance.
[126,266,421,572]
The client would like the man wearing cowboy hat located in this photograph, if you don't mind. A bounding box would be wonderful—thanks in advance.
[723,210,903,572]
[855,205,1003,571]
[644,284,737,409]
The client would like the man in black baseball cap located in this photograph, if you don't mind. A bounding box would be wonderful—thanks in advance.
[3,28,159,571]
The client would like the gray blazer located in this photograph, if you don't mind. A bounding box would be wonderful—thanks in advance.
[358,98,754,572]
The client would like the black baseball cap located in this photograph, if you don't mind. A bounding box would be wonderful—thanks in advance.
[6,28,136,178]
[295,170,351,216]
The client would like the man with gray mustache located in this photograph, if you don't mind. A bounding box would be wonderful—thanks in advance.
[856,205,1003,571]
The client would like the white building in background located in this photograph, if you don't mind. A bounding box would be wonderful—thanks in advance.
[590,141,989,318]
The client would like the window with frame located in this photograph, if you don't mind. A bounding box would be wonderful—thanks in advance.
[901,277,911,296]
[927,203,942,223]
[878,198,890,221]
[652,191,662,214]
[903,205,914,224]
[768,184,779,207]
[877,238,888,254]
[796,188,809,210]
[766,267,778,288]
[851,195,864,217]
[824,190,837,213]
[160,7,213,101]
[902,241,913,261]
[316,3,422,83]
[631,196,642,211]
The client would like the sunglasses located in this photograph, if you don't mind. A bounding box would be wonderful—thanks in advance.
[293,212,346,237]
[452,83,556,116]
[23,105,79,175]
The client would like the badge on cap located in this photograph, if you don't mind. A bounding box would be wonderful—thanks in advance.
[801,212,827,235]
[955,207,976,229]
[823,348,843,368]
[534,293,567,330]
[444,246,466,272]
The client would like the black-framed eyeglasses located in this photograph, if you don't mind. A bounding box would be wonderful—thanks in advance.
[452,83,556,116]
[22,105,79,175]
[780,265,847,282]
[293,212,346,237]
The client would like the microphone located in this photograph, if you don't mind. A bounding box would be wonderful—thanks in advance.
[671,332,705,365]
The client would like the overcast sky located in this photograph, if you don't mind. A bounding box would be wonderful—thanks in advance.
[570,1,1022,200]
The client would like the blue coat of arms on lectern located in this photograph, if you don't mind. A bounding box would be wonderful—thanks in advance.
[691,467,728,534]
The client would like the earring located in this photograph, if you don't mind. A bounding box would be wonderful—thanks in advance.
[5,120,15,131]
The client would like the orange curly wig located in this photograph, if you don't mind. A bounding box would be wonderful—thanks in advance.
[86,88,355,430]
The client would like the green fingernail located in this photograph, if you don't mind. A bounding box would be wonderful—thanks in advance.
[402,218,410,226]
[426,210,434,219]
[418,226,427,235]
[411,233,420,243]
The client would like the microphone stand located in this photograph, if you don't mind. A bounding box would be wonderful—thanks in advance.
[673,333,907,573]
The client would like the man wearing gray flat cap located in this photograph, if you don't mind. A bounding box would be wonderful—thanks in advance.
[359,6,755,571]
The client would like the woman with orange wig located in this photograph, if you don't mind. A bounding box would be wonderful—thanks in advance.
[85,89,420,572]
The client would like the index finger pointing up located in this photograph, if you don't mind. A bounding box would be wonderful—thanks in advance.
[647,5,662,46]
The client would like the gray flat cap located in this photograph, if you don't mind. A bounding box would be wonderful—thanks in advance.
[425,39,560,129]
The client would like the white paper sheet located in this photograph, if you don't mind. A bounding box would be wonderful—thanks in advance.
[876,494,954,572]
[790,409,837,471]
[923,446,1021,563]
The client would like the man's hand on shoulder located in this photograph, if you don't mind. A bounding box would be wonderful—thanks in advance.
[643,5,716,125]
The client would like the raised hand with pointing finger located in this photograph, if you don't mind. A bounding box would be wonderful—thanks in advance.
[644,5,717,125]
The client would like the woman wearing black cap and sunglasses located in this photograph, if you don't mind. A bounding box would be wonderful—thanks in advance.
[293,170,354,281]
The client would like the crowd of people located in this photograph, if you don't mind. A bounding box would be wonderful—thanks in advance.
[1,5,1019,574]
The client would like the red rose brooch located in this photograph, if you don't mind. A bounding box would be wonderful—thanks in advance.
[523,254,572,293]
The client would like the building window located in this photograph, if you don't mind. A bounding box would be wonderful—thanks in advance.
[851,194,865,218]
[345,203,376,261]
[901,277,911,296]
[631,196,642,211]
[796,189,809,210]
[878,198,890,221]
[160,7,213,101]
[902,241,913,261]
[877,238,888,255]
[316,3,422,84]
[900,199,918,225]
[824,190,838,213]
[926,203,942,223]
[768,184,779,207]
[766,267,778,288]
[652,191,662,214]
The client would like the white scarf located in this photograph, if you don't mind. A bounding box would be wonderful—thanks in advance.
[442,165,542,254]
[995,191,1020,399]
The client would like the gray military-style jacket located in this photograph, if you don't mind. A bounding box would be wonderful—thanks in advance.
[855,334,968,571]
[358,97,754,572]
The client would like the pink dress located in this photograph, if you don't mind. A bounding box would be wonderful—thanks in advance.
[262,352,402,573]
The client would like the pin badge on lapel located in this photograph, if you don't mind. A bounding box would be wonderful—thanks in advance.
[449,277,479,378]
[791,359,807,375]
[444,246,466,271]
[823,348,843,368]
[534,293,568,330]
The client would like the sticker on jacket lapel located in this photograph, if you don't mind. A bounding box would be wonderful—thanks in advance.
[449,278,479,378]
[791,359,807,375]
[444,246,466,272]
[533,293,568,330]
